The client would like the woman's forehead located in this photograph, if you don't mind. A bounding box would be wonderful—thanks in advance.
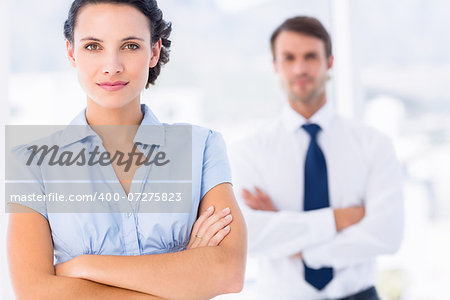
[74,3,151,42]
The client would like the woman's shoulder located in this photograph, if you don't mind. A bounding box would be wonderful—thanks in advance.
[164,122,216,134]
[163,122,225,148]
[7,128,67,166]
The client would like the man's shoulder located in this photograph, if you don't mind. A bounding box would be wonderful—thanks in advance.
[233,117,285,150]
[333,115,395,151]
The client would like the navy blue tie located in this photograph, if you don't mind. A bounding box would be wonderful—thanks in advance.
[302,123,333,290]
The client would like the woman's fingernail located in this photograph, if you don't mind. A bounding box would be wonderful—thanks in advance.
[224,225,230,231]
[222,207,230,213]
[207,205,214,212]
[224,214,232,221]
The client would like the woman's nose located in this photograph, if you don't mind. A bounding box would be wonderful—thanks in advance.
[102,53,124,75]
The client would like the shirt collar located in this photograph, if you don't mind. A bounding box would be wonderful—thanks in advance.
[134,104,165,146]
[281,101,334,133]
[59,104,165,147]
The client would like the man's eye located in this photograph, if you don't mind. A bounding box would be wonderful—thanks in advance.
[124,44,139,50]
[85,44,100,51]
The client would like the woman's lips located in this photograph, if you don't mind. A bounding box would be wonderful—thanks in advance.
[97,81,129,91]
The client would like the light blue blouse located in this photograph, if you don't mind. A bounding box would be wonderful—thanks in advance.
[7,104,232,264]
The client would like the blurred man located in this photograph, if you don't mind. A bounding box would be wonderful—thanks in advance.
[230,16,403,300]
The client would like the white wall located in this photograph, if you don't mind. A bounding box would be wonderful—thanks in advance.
[1,0,13,297]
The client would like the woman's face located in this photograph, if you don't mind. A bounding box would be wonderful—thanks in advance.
[66,3,161,109]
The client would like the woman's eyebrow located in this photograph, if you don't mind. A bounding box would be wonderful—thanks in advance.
[79,36,145,42]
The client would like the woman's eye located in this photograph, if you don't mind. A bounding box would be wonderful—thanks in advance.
[85,44,100,51]
[124,44,139,50]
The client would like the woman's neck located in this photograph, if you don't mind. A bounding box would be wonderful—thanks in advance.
[85,98,143,126]
[85,97,144,146]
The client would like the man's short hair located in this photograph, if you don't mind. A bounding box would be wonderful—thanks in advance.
[270,16,332,60]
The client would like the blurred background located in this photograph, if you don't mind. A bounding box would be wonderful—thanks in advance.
[1,0,449,299]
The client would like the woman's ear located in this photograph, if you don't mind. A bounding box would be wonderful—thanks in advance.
[149,39,162,68]
[66,40,76,68]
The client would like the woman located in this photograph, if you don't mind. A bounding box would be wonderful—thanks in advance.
[7,1,247,299]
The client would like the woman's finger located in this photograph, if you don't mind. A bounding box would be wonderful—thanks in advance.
[207,226,231,246]
[188,205,214,248]
[192,205,214,235]
[198,214,233,247]
[195,207,230,241]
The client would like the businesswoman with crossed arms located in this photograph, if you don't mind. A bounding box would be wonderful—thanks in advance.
[7,1,247,299]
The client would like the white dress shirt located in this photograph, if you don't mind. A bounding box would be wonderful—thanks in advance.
[229,102,404,299]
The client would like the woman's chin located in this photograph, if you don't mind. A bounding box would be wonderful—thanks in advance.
[89,97,136,110]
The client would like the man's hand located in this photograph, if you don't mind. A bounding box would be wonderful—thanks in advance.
[187,205,233,249]
[241,187,278,212]
[333,206,365,231]
[241,187,365,257]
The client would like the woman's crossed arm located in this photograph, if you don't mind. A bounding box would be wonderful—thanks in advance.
[8,183,247,300]
[7,205,163,300]
[56,183,247,300]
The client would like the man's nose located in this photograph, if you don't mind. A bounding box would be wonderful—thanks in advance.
[292,59,308,74]
[102,52,124,75]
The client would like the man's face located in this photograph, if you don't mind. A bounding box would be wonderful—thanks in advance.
[273,31,333,104]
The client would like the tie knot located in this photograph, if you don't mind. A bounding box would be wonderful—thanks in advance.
[302,123,321,139]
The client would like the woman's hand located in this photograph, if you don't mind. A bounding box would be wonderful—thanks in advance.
[187,205,232,249]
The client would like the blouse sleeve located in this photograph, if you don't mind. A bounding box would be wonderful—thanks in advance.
[200,130,232,200]
[6,144,48,219]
